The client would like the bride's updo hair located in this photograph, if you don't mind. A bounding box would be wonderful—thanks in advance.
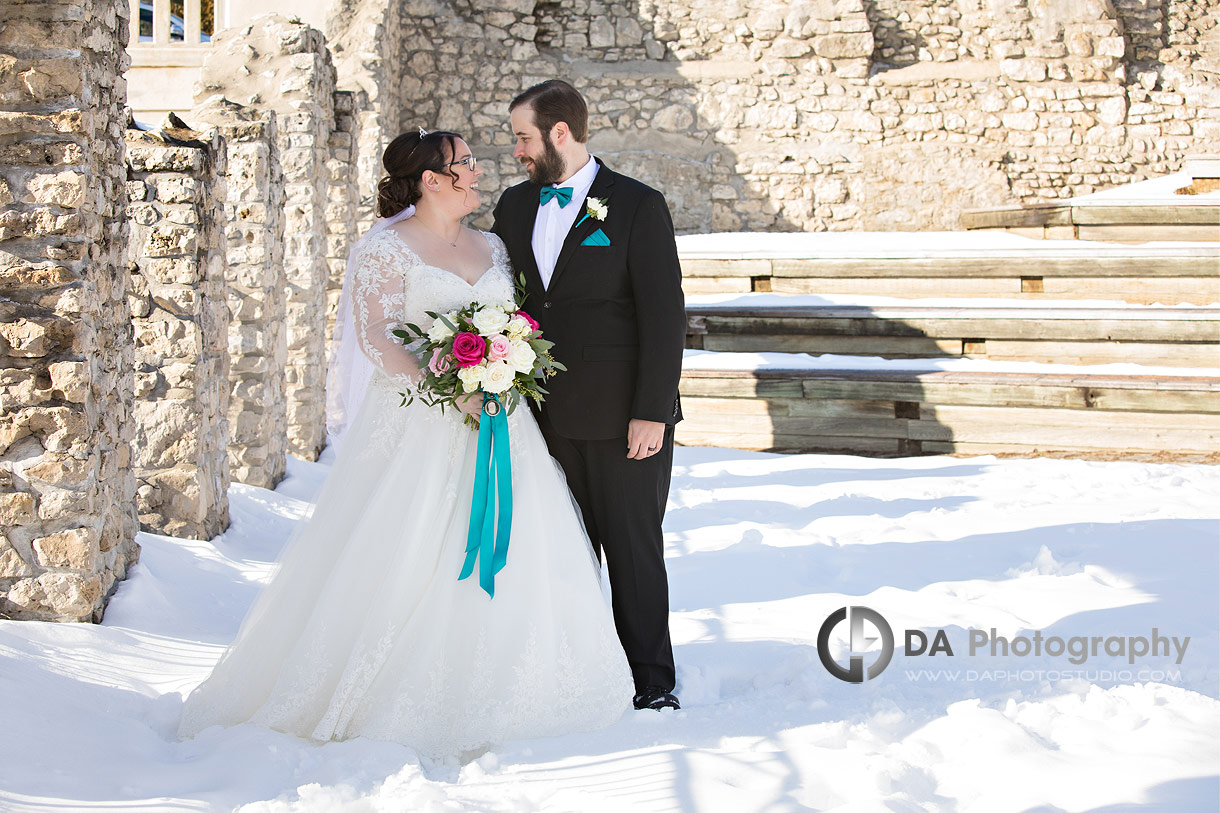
[376,129,463,218]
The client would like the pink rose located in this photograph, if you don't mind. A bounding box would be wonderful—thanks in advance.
[451,332,487,367]
[487,334,512,362]
[428,347,453,375]
[514,310,539,332]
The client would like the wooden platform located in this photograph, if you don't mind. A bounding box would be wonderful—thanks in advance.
[679,251,1220,304]
[686,304,1220,367]
[961,202,1220,243]
[677,367,1220,461]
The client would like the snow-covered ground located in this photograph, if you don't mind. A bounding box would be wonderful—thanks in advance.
[2,446,1217,811]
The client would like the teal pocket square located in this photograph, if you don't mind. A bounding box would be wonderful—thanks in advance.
[581,228,610,247]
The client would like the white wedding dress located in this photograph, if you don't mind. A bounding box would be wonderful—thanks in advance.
[178,230,633,757]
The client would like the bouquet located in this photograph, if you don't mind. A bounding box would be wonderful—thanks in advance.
[392,296,564,427]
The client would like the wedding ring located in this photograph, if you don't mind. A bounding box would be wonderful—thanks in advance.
[647,446,658,451]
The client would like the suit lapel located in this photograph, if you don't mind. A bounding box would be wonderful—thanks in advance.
[549,160,616,290]
[516,184,544,294]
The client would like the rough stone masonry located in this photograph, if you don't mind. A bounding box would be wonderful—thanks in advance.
[0,0,140,621]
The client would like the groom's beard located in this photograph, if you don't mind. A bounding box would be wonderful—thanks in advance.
[525,133,566,186]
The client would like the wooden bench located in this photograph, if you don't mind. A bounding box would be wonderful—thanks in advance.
[961,202,1220,244]
[679,251,1220,304]
[677,366,1220,461]
[686,303,1220,367]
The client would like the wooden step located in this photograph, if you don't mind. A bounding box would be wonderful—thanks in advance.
[678,244,1220,304]
[686,304,1220,367]
[962,201,1220,243]
[677,366,1220,461]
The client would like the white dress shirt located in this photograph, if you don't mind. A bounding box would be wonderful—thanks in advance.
[533,155,599,290]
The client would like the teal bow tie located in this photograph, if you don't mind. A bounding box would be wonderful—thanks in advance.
[540,185,574,207]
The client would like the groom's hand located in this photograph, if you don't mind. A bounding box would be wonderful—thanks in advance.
[627,419,666,460]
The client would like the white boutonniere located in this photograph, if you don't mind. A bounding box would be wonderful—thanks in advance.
[577,197,609,227]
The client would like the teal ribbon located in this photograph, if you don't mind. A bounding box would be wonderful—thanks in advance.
[459,392,513,598]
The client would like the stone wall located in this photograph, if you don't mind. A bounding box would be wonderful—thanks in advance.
[195,16,339,461]
[191,98,288,490]
[0,0,139,621]
[358,0,1220,235]
[324,89,362,360]
[324,0,400,234]
[126,125,230,540]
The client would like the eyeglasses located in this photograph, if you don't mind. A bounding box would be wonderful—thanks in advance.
[447,155,477,171]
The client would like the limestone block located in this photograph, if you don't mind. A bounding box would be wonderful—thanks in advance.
[27,171,86,208]
[142,257,203,285]
[771,38,814,58]
[814,178,848,204]
[25,455,91,487]
[142,224,199,258]
[1096,96,1127,126]
[616,18,644,47]
[127,147,205,173]
[0,368,50,408]
[653,103,696,132]
[0,207,81,240]
[129,203,161,226]
[1003,111,1040,130]
[0,492,36,525]
[32,526,99,570]
[814,32,873,59]
[590,18,616,47]
[47,361,88,403]
[0,318,53,357]
[7,572,102,621]
[153,177,203,204]
[1096,36,1126,58]
[0,141,84,168]
[0,534,34,579]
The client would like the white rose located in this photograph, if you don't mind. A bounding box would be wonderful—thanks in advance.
[471,306,510,337]
[457,364,483,393]
[506,338,537,374]
[481,360,515,393]
[427,318,455,343]
[506,316,532,339]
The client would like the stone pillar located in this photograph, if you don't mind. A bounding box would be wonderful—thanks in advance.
[191,97,288,490]
[324,89,363,361]
[327,0,400,235]
[125,122,230,539]
[0,0,139,621]
[196,15,337,460]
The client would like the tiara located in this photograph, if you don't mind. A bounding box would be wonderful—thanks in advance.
[418,126,429,137]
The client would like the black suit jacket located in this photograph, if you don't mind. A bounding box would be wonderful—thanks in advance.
[492,159,685,440]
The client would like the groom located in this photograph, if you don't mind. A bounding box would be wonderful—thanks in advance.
[492,80,686,711]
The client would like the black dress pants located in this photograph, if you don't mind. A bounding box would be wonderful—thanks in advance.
[537,409,676,694]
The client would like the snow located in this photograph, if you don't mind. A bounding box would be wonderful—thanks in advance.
[675,230,1219,258]
[1065,170,1220,207]
[2,446,1218,811]
[682,348,1220,379]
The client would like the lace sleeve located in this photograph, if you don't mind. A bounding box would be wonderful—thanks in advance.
[352,235,422,388]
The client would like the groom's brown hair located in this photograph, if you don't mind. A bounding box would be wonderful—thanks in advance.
[510,79,588,143]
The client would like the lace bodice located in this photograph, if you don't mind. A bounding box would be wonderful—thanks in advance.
[351,229,515,387]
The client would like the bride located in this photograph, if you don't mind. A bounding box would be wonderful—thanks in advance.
[178,129,634,757]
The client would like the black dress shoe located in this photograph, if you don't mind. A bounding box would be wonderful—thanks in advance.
[633,686,680,710]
